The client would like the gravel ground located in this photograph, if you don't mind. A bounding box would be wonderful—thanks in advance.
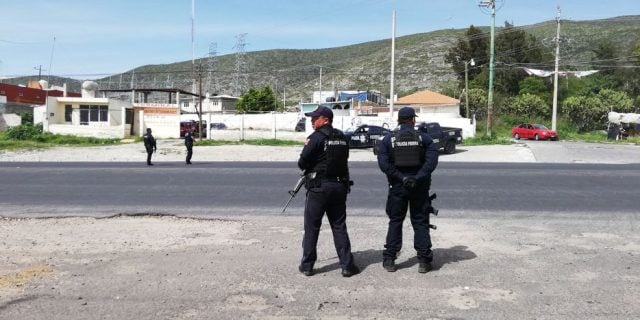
[0,139,537,162]
[1,140,639,319]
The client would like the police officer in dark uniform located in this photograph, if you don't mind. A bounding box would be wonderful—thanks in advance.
[184,127,195,164]
[376,107,439,273]
[297,106,360,277]
[143,128,157,166]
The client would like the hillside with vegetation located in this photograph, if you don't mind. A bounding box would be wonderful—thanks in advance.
[3,16,639,113]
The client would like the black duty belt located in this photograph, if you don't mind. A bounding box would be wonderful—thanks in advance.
[321,176,348,182]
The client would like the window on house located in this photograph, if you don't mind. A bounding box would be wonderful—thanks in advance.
[64,105,72,122]
[79,105,108,124]
[80,105,89,125]
[99,106,108,122]
[89,106,99,122]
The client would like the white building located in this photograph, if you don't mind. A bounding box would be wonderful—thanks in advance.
[37,81,132,139]
[180,94,240,114]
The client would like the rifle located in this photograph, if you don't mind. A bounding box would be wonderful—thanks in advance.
[281,172,315,213]
[426,193,438,230]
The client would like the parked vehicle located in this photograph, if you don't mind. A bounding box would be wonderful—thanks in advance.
[371,122,463,154]
[345,124,391,148]
[180,120,206,138]
[415,122,463,154]
[511,123,558,141]
[294,118,305,132]
[210,122,227,130]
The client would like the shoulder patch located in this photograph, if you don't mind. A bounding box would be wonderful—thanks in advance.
[305,138,311,145]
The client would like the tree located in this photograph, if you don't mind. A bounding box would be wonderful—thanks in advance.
[591,40,618,76]
[445,25,488,86]
[501,93,550,120]
[236,86,280,112]
[562,89,633,132]
[614,40,640,98]
[518,76,551,102]
[493,25,549,96]
[467,88,488,119]
[565,73,617,97]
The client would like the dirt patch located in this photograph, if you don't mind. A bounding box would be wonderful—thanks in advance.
[0,265,54,289]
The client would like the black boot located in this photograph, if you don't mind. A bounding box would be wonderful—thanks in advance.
[418,261,432,273]
[341,264,360,277]
[298,265,313,276]
[383,259,397,272]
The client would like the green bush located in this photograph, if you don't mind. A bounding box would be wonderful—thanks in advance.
[501,93,550,119]
[5,123,43,140]
[20,112,34,125]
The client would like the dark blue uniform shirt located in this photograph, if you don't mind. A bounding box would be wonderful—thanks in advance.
[377,123,439,184]
[298,125,341,173]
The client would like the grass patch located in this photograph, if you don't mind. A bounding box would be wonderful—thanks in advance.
[0,125,122,150]
[462,135,513,146]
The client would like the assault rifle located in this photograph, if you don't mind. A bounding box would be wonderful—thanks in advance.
[281,172,316,213]
[427,193,438,230]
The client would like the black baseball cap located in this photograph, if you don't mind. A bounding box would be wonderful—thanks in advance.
[398,107,417,119]
[304,106,333,119]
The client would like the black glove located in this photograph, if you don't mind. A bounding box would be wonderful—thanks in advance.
[402,176,417,189]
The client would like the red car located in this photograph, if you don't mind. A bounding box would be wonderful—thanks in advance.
[511,123,558,141]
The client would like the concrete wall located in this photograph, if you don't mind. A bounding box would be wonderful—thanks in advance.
[48,124,124,139]
[181,111,476,140]
[0,114,21,131]
[143,113,180,138]
[109,99,129,126]
[34,105,46,124]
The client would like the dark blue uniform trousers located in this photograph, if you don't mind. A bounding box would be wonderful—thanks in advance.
[383,182,433,262]
[300,180,354,270]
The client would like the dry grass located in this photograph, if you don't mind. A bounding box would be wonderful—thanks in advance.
[0,265,54,289]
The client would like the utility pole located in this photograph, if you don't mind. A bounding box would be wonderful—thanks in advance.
[479,0,496,137]
[389,10,396,119]
[191,0,196,113]
[197,62,204,141]
[551,7,561,131]
[34,65,46,80]
[318,66,322,103]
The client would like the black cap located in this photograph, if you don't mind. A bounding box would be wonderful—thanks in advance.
[304,106,333,119]
[398,107,417,119]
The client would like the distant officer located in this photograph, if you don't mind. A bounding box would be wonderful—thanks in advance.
[143,128,157,166]
[297,105,360,277]
[376,107,439,273]
[184,127,195,164]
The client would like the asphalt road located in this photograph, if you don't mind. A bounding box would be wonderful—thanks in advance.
[1,161,638,217]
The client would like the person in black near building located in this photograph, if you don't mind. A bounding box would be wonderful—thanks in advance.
[143,128,157,166]
[376,107,439,273]
[184,127,195,164]
[297,106,360,277]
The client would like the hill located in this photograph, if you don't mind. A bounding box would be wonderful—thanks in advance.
[3,16,639,103]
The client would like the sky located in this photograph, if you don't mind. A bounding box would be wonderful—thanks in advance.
[1,0,639,79]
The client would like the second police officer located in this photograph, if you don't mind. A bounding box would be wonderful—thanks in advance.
[143,128,157,166]
[297,105,360,277]
[376,107,439,273]
[184,126,195,165]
